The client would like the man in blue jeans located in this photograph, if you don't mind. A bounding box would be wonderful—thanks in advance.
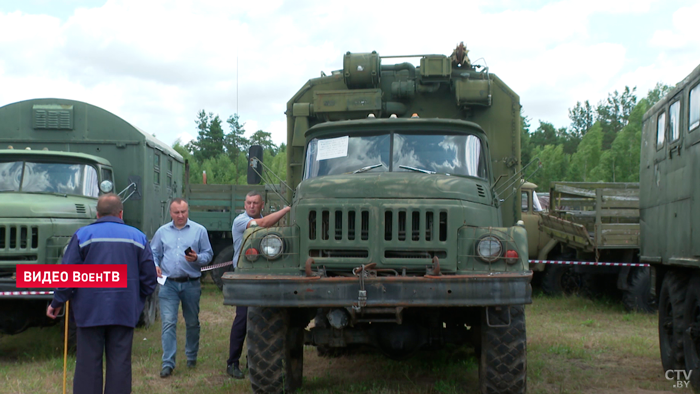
[151,198,213,378]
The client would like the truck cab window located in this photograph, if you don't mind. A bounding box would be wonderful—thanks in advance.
[393,134,485,178]
[532,190,543,212]
[304,134,390,178]
[0,160,99,197]
[521,192,529,212]
[304,132,486,179]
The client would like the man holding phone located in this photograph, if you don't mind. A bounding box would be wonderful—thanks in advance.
[151,198,213,378]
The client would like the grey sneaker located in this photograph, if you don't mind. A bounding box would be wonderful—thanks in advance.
[226,364,244,379]
[187,360,197,368]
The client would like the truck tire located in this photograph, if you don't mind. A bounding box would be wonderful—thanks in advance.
[247,307,303,394]
[659,270,689,371]
[211,245,234,292]
[137,285,159,328]
[479,306,526,394]
[622,267,656,313]
[541,265,592,296]
[683,275,700,391]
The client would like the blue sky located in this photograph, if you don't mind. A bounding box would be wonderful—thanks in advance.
[1,0,698,147]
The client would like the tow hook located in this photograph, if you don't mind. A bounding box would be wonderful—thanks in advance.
[352,263,376,312]
[426,256,441,276]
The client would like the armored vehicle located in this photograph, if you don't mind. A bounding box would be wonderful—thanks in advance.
[223,44,531,393]
[0,98,183,335]
[640,63,700,390]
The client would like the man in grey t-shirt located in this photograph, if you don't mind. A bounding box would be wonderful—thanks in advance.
[226,190,290,379]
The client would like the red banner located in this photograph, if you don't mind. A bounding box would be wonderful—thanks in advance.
[16,264,128,288]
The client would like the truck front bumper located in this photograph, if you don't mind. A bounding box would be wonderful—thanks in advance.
[222,271,532,307]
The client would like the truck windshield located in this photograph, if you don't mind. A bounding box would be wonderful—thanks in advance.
[0,161,99,197]
[304,133,486,179]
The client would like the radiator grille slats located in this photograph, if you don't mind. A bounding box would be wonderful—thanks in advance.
[383,209,447,243]
[307,208,447,244]
[0,225,39,250]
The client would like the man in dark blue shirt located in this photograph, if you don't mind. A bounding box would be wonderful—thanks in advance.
[47,193,157,394]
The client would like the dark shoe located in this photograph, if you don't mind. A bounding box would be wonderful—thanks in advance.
[227,364,244,379]
[160,366,173,378]
[187,360,197,368]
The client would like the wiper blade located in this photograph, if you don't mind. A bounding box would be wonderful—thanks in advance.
[399,165,435,174]
[352,163,384,174]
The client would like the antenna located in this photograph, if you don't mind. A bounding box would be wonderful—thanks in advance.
[236,52,239,115]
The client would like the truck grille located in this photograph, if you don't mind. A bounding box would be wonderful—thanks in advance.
[307,209,447,243]
[0,225,39,250]
[384,210,447,242]
[308,210,370,241]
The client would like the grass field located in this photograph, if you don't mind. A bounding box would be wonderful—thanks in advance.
[0,279,689,394]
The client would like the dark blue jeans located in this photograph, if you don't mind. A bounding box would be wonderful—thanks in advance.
[158,278,201,369]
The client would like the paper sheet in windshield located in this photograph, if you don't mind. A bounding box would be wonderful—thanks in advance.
[316,136,349,161]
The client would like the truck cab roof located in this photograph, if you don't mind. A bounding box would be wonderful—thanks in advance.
[305,117,488,141]
[0,149,112,166]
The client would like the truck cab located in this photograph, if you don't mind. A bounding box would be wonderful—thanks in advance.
[520,181,553,262]
[0,149,114,334]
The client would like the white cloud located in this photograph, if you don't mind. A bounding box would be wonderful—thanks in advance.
[175,132,195,145]
[1,0,698,146]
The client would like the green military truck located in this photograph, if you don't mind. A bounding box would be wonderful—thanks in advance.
[521,181,652,312]
[640,64,700,390]
[184,181,286,290]
[223,44,531,393]
[0,98,183,335]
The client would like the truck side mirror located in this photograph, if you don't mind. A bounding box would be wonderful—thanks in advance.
[247,145,264,185]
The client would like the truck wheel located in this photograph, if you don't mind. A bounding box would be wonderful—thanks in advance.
[479,306,526,394]
[247,307,303,394]
[137,285,160,328]
[541,265,591,296]
[659,270,689,371]
[211,245,234,292]
[683,275,700,390]
[622,267,656,313]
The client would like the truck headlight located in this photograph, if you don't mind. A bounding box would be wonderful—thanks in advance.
[260,234,284,259]
[476,236,502,262]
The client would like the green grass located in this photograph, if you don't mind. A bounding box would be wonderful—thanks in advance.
[0,282,690,393]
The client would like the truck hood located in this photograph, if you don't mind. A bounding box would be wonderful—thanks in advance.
[0,193,96,219]
[296,173,491,203]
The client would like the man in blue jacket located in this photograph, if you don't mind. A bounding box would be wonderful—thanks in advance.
[47,193,157,394]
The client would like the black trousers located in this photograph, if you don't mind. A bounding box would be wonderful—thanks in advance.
[226,306,247,367]
[74,325,134,394]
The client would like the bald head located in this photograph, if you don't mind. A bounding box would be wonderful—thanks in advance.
[97,193,123,218]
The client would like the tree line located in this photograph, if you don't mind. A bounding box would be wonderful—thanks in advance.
[174,82,674,192]
[173,110,287,186]
[522,83,672,190]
